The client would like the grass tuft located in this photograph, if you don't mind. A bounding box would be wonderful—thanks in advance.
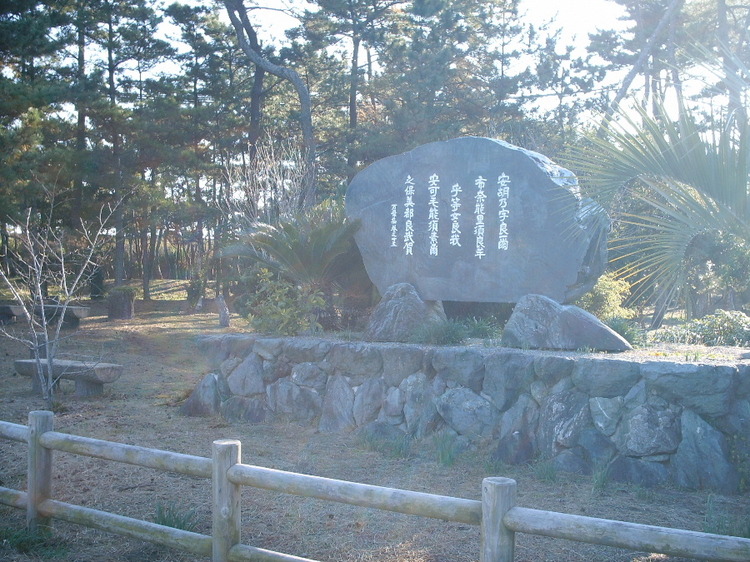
[533,459,558,483]
[0,525,68,557]
[703,494,750,538]
[409,320,468,346]
[152,502,199,532]
[590,464,609,495]
[357,431,413,459]
[431,432,461,466]
[463,317,501,339]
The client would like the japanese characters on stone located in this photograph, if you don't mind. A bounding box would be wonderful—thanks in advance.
[394,172,510,259]
[403,175,415,255]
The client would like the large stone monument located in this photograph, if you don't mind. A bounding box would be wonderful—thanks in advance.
[345,137,609,304]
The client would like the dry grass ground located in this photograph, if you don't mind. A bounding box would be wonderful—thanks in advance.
[0,298,748,562]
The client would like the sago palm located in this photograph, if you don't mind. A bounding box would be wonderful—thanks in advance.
[224,200,367,328]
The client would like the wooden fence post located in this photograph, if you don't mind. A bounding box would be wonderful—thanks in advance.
[212,439,241,562]
[27,410,54,533]
[481,477,517,562]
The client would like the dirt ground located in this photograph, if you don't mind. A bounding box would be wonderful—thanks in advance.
[0,300,748,562]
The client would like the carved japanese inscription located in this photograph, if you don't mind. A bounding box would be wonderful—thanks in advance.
[345,137,609,303]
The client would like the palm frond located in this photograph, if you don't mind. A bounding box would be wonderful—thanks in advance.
[225,202,362,290]
[610,178,747,304]
[567,96,750,317]
[571,102,749,220]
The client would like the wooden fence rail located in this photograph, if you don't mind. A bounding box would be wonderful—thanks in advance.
[1,411,750,562]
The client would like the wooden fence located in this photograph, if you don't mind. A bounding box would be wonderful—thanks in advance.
[1,411,749,562]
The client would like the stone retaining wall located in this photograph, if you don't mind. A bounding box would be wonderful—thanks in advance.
[184,334,750,493]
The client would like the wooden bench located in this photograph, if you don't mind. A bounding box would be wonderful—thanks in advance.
[15,358,123,397]
[0,304,25,323]
[0,304,90,328]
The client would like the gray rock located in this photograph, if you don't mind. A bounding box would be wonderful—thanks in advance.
[363,283,446,342]
[223,334,257,358]
[401,372,442,437]
[493,394,539,464]
[572,359,640,397]
[226,354,265,396]
[671,409,740,494]
[434,387,499,439]
[533,355,575,386]
[624,380,647,408]
[716,399,750,435]
[382,386,405,417]
[737,364,750,397]
[483,350,536,411]
[253,337,285,360]
[180,373,221,417]
[326,342,384,384]
[291,362,328,393]
[379,344,425,387]
[607,456,670,487]
[553,449,591,475]
[432,375,448,397]
[261,358,292,384]
[576,427,616,468]
[353,377,386,427]
[718,400,750,473]
[530,380,548,404]
[319,375,356,433]
[356,420,407,445]
[432,347,486,393]
[611,403,681,457]
[217,294,230,327]
[641,362,736,419]
[502,294,632,352]
[219,356,242,377]
[195,335,231,369]
[266,378,322,424]
[537,390,591,458]
[345,137,609,303]
[282,338,333,363]
[549,377,574,395]
[220,396,268,423]
[589,396,625,437]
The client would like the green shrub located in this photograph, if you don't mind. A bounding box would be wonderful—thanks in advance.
[649,323,703,345]
[223,200,371,331]
[606,316,646,347]
[576,272,636,321]
[409,319,468,345]
[245,269,324,336]
[231,264,265,318]
[651,309,750,346]
[692,309,750,346]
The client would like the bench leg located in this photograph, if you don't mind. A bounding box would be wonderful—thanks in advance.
[74,380,104,397]
[31,375,59,395]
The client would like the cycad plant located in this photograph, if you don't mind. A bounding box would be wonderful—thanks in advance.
[571,100,749,326]
[224,200,370,329]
